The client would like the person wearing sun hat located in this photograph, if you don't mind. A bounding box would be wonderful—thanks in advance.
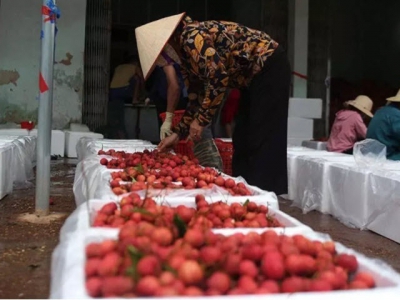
[367,89,400,160]
[327,95,374,154]
[135,13,291,195]
[150,43,223,171]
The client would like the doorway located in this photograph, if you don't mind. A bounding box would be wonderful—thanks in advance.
[83,0,232,132]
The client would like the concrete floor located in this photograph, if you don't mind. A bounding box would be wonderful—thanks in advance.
[0,159,399,298]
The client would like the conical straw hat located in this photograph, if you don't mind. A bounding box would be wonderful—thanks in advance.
[344,95,374,118]
[387,89,400,102]
[135,13,185,81]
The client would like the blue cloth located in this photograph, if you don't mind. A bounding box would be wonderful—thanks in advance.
[366,104,400,160]
[109,77,136,103]
[152,64,187,100]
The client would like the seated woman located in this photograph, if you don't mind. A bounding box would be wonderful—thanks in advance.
[367,89,400,160]
[327,95,374,154]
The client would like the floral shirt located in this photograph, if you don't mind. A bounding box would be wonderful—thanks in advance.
[172,15,279,138]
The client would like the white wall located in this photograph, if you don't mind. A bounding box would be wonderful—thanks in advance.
[0,0,86,129]
[288,0,309,98]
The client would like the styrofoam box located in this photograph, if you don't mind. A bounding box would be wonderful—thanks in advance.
[73,145,277,206]
[0,129,64,157]
[89,142,155,153]
[366,169,400,243]
[76,138,155,161]
[288,137,309,146]
[302,140,327,151]
[65,131,104,158]
[59,198,311,243]
[50,228,400,299]
[0,128,29,136]
[0,144,14,199]
[0,135,37,164]
[0,137,35,182]
[368,203,400,244]
[69,123,90,132]
[286,148,354,203]
[288,117,314,138]
[100,169,281,210]
[84,145,153,162]
[289,97,323,119]
[29,129,65,156]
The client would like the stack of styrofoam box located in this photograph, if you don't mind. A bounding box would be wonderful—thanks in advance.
[30,129,65,157]
[0,128,65,157]
[64,124,104,158]
[288,98,322,146]
[0,143,14,199]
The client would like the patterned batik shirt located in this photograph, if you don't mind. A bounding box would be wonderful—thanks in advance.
[172,15,279,138]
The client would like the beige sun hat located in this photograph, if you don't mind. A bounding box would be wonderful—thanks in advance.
[387,89,400,102]
[135,13,186,81]
[344,95,374,118]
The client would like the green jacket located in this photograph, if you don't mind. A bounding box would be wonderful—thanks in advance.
[366,104,400,160]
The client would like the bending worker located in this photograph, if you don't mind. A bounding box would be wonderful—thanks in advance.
[152,43,223,170]
[135,13,291,195]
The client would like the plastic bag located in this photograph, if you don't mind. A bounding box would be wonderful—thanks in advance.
[353,139,387,168]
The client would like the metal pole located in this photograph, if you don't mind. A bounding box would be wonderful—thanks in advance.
[325,57,331,137]
[35,0,57,216]
[325,0,332,137]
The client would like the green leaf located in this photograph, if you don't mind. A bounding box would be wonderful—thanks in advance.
[132,207,154,216]
[243,199,250,207]
[162,264,178,275]
[131,177,137,183]
[125,266,135,277]
[127,245,143,281]
[173,214,187,238]
[134,163,144,174]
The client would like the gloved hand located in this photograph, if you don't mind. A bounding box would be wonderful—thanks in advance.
[160,112,174,140]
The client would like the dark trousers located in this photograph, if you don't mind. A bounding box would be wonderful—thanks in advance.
[232,46,291,195]
[108,87,132,139]
[343,148,353,155]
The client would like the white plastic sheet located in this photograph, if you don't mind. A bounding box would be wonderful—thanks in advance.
[50,228,400,299]
[365,168,400,243]
[0,136,36,184]
[291,155,355,214]
[287,146,400,232]
[353,139,387,168]
[73,155,118,206]
[0,144,14,199]
[76,138,154,161]
[287,147,352,202]
[327,159,400,230]
[73,160,280,210]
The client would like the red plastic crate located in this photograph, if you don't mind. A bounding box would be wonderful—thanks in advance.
[20,121,35,130]
[215,139,234,175]
[159,110,185,128]
[175,140,195,159]
[159,110,195,159]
